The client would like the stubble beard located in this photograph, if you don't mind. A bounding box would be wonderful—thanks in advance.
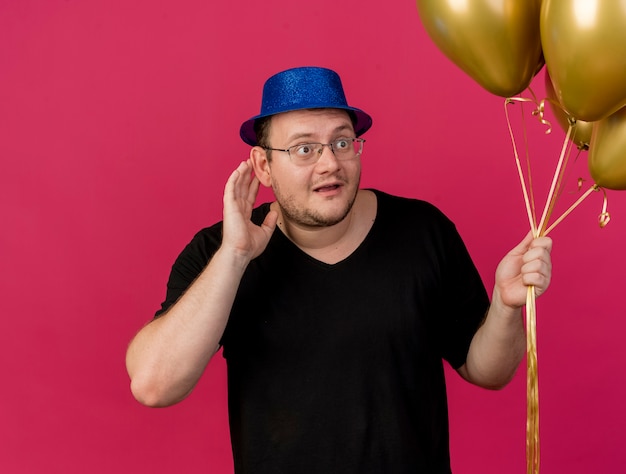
[273,178,360,228]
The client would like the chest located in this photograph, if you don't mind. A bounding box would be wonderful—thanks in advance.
[223,239,444,364]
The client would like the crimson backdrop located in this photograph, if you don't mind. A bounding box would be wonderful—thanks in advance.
[1,1,625,473]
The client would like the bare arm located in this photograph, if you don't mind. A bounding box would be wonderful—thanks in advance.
[457,233,553,389]
[125,160,277,407]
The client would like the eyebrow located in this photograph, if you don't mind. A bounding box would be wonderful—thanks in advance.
[286,124,354,143]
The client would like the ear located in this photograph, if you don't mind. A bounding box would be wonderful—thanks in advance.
[250,146,272,187]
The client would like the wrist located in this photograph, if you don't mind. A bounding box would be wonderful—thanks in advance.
[490,288,522,320]
[212,245,252,274]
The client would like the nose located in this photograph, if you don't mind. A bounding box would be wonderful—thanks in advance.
[314,143,340,171]
[317,143,337,156]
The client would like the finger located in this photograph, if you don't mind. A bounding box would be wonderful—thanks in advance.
[523,271,551,294]
[521,257,552,287]
[522,257,551,276]
[523,237,553,268]
[233,161,254,199]
[510,233,553,261]
[522,246,551,264]
[224,167,241,202]
[529,236,553,253]
[224,161,250,206]
[247,175,260,205]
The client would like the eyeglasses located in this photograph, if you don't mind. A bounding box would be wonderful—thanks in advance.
[263,138,365,166]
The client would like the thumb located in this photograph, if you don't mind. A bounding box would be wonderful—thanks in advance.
[261,210,278,236]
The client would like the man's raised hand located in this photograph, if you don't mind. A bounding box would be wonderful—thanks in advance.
[222,159,277,262]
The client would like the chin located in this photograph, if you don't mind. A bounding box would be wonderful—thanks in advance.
[305,198,355,227]
[277,198,354,228]
[275,181,360,228]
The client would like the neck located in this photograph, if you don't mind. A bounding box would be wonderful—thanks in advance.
[273,190,376,263]
[279,206,354,250]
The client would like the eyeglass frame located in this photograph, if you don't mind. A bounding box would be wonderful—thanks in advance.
[261,138,366,166]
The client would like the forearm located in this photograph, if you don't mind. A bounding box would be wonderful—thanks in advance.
[459,233,553,389]
[459,290,526,390]
[126,247,249,407]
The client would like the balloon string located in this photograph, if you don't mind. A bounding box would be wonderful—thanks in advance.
[543,185,597,236]
[537,124,574,234]
[539,132,611,236]
[552,138,578,213]
[526,285,539,474]
[505,94,611,474]
[505,98,538,234]
[598,187,611,228]
[504,95,545,474]
[521,100,538,226]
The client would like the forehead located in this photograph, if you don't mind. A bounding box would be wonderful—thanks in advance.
[269,109,354,141]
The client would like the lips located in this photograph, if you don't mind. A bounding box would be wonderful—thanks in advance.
[313,179,344,192]
[314,184,341,192]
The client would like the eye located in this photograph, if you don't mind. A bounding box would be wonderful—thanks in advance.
[334,138,351,151]
[293,144,315,158]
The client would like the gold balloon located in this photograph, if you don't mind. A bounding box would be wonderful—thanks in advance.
[416,0,544,97]
[541,0,626,122]
[544,71,593,150]
[589,107,626,190]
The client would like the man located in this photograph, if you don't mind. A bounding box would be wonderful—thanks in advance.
[126,66,552,473]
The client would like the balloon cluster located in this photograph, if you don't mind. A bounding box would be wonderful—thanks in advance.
[416,3,624,474]
[416,0,626,190]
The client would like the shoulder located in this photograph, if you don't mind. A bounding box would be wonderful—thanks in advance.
[370,189,452,226]
[367,189,464,257]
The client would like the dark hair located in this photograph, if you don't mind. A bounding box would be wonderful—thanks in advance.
[253,116,273,161]
[252,109,358,161]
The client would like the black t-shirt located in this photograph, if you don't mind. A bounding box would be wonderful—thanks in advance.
[157,190,490,474]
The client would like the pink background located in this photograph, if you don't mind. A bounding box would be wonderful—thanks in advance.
[1,1,625,473]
